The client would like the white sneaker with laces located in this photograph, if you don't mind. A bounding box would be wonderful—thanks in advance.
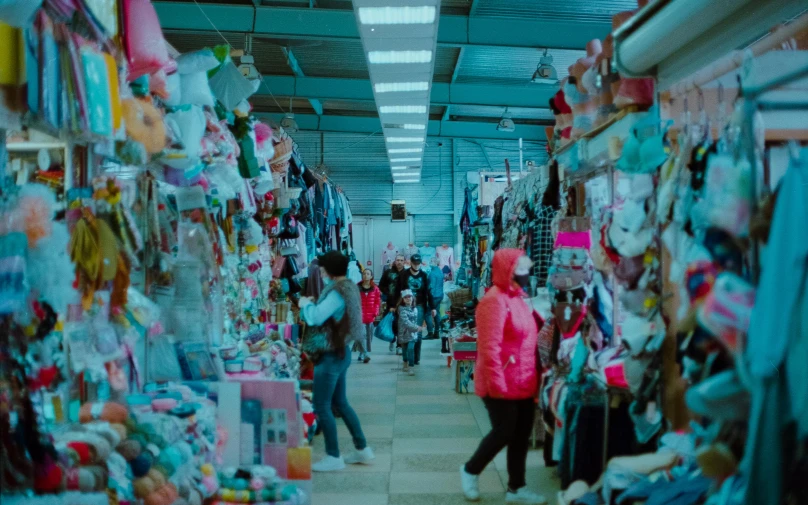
[460,465,480,502]
[344,447,375,465]
[312,456,345,472]
[505,487,547,504]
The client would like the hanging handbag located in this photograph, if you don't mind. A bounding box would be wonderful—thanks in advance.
[301,321,333,364]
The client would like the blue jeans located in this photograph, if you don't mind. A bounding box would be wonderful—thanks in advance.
[313,348,367,457]
[425,297,443,335]
[402,340,416,366]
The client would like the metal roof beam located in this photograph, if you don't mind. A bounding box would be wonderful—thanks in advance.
[259,75,556,108]
[253,113,547,141]
[154,3,609,49]
[279,47,323,115]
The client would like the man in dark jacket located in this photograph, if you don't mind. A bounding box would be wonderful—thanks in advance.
[379,254,406,352]
[396,254,436,365]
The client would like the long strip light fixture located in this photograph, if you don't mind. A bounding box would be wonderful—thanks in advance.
[354,0,442,184]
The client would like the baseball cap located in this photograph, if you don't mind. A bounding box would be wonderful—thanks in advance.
[410,254,422,264]
[401,289,414,298]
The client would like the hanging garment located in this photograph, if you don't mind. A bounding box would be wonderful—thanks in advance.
[437,246,454,271]
[381,246,399,267]
[420,245,436,266]
[305,258,323,299]
[401,245,419,262]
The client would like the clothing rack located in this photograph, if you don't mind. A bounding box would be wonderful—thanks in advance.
[741,59,808,283]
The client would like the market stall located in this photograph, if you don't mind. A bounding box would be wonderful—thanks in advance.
[0,2,362,503]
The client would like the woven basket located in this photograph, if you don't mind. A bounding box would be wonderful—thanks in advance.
[270,134,293,167]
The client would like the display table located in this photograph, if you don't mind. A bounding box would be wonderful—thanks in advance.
[450,339,477,394]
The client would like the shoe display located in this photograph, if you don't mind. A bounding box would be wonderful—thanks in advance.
[344,447,376,465]
[505,488,548,504]
[312,456,346,472]
[460,465,481,501]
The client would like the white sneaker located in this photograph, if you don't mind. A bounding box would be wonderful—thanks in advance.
[505,487,547,504]
[344,447,375,465]
[460,465,480,501]
[408,368,415,376]
[312,456,346,472]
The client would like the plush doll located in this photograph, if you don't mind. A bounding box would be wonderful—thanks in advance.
[565,40,602,139]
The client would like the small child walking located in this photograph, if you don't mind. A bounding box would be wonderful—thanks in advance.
[397,290,424,376]
[358,269,381,363]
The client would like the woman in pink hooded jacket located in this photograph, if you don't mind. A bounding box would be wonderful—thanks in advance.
[460,249,545,504]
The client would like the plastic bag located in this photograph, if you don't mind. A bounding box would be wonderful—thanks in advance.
[123,0,169,81]
[374,313,395,343]
[179,70,215,108]
[176,49,219,74]
[147,334,183,382]
[209,60,255,111]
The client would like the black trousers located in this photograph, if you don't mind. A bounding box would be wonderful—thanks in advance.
[465,397,535,491]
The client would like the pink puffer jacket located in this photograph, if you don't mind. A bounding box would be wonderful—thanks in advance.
[475,249,540,400]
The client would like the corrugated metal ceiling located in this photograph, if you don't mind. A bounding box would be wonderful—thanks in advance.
[292,40,369,79]
[164,32,295,76]
[449,105,555,121]
[250,96,316,114]
[455,46,584,86]
[434,47,462,83]
[473,0,636,22]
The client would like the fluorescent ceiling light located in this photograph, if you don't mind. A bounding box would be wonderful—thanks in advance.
[394,178,420,183]
[375,81,429,93]
[380,105,427,114]
[389,148,423,154]
[390,158,421,162]
[388,137,424,143]
[401,124,426,130]
[359,6,436,25]
[368,50,432,64]
[391,166,420,170]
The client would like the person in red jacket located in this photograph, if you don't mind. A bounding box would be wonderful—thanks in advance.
[460,249,546,505]
[357,269,382,363]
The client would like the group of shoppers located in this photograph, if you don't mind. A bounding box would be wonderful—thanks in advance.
[299,248,547,504]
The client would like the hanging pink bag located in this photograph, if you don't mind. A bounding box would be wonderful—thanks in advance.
[123,0,169,81]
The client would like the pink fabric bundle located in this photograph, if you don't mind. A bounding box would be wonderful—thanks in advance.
[554,231,591,250]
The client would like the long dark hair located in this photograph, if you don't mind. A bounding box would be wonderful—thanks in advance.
[541,161,561,209]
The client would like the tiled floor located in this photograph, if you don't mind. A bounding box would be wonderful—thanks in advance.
[310,340,561,505]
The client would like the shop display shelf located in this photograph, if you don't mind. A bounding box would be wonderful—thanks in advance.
[554,111,648,181]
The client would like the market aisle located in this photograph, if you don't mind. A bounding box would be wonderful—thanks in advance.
[310,340,560,505]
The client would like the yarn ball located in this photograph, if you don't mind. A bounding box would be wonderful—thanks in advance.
[110,423,128,442]
[85,422,122,448]
[200,463,215,477]
[117,440,142,461]
[33,459,64,493]
[133,476,157,498]
[145,443,161,458]
[66,442,92,465]
[151,398,178,412]
[232,478,248,490]
[65,468,96,492]
[84,466,107,491]
[250,477,266,490]
[148,469,166,488]
[201,475,218,494]
[130,453,153,478]
[128,433,148,448]
[79,402,129,424]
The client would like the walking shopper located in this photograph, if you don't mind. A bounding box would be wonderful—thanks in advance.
[380,254,406,352]
[396,254,435,365]
[357,268,381,363]
[426,256,445,341]
[396,290,424,376]
[299,251,375,472]
[459,249,546,504]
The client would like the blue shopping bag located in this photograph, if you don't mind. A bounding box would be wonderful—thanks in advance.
[374,313,395,343]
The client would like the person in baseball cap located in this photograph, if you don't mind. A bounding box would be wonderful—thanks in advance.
[396,253,435,365]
